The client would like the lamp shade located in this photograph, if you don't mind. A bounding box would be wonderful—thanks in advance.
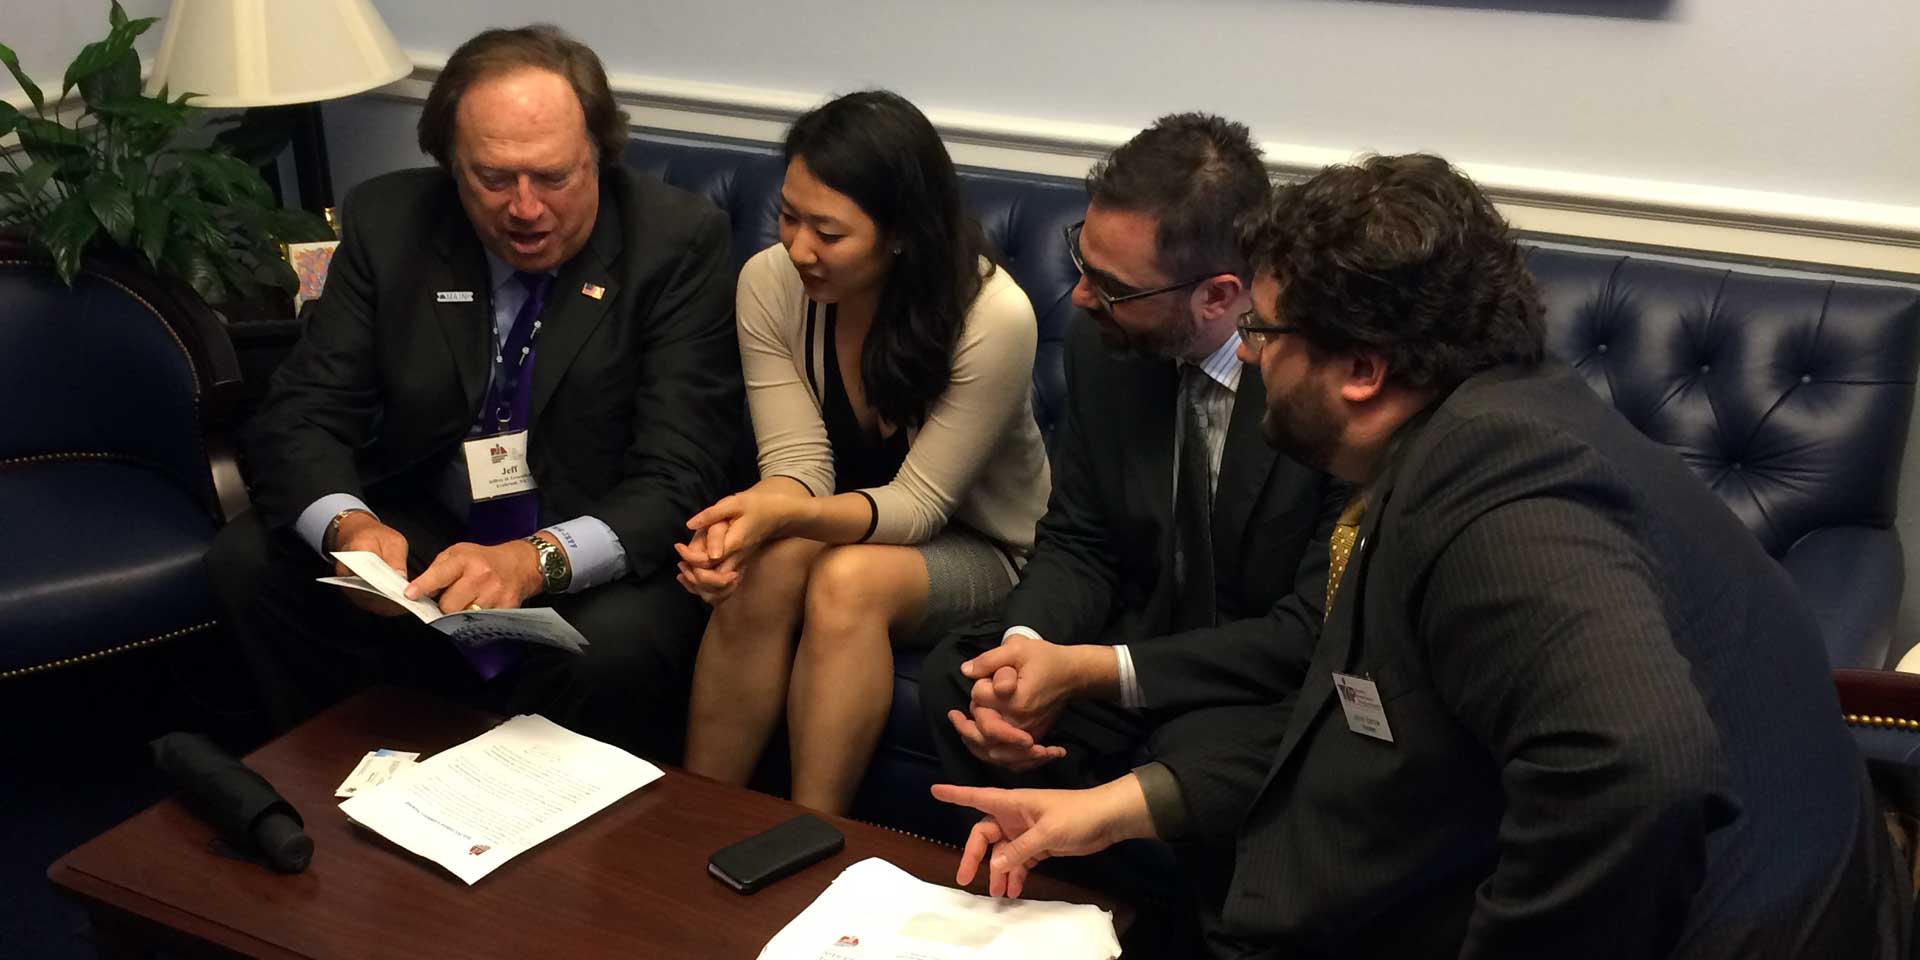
[143,0,411,107]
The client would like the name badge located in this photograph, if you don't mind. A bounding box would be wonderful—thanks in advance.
[462,430,538,501]
[437,290,475,303]
[1332,673,1394,742]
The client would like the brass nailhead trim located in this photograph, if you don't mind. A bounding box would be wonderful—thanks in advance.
[852,816,960,850]
[1845,714,1920,731]
[1,451,145,468]
[1,620,218,679]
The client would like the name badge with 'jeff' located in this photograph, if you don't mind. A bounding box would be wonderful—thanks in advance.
[1332,673,1394,742]
[463,430,538,502]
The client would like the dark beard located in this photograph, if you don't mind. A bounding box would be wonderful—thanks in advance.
[1260,377,1342,471]
[1086,302,1196,361]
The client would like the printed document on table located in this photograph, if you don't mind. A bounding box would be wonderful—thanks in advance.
[759,858,1119,960]
[338,714,660,884]
[319,550,589,653]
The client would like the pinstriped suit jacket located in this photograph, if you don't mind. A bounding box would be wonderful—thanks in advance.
[1165,361,1902,958]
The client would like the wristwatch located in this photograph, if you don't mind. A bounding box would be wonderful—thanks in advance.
[525,535,572,594]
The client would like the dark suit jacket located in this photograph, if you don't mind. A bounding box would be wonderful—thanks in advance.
[1162,361,1902,958]
[245,166,742,584]
[1003,313,1339,690]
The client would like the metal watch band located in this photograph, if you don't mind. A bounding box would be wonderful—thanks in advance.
[525,535,571,593]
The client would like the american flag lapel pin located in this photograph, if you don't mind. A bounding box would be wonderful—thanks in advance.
[581,282,606,300]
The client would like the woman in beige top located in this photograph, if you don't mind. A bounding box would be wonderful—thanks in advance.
[678,91,1051,815]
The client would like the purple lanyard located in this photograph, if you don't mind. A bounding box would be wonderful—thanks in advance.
[490,272,553,431]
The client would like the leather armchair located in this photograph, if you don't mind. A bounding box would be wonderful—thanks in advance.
[0,237,246,679]
[622,132,1920,837]
[1528,248,1920,669]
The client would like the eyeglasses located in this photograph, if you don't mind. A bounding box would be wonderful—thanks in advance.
[1236,308,1301,350]
[1064,220,1219,312]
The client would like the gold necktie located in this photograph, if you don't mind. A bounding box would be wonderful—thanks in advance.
[1325,496,1366,616]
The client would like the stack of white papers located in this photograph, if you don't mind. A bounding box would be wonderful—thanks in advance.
[760,858,1120,960]
[320,550,590,653]
[339,714,661,884]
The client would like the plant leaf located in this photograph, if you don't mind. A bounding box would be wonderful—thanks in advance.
[90,95,191,127]
[166,234,224,303]
[168,194,225,250]
[77,49,140,112]
[84,174,135,246]
[110,1,128,29]
[17,161,55,200]
[0,99,19,139]
[41,192,101,286]
[64,35,134,99]
[133,192,169,269]
[0,42,44,115]
[16,116,92,178]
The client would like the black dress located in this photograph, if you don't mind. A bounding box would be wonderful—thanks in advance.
[811,301,910,493]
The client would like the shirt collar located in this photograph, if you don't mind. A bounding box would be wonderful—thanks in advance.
[1190,333,1243,393]
[483,251,557,294]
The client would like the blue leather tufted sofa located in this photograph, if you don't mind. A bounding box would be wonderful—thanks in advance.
[626,131,1920,837]
[0,236,248,680]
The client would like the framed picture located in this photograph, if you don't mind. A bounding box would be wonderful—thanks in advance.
[284,240,341,313]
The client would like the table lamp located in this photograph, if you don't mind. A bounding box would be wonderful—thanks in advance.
[143,0,412,211]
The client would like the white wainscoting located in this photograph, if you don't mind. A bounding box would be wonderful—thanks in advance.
[378,55,1920,276]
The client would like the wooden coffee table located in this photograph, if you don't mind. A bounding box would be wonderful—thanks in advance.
[50,687,1124,958]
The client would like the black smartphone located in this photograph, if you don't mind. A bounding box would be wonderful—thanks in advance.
[708,813,845,894]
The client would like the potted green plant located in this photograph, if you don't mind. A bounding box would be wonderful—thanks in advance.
[0,1,330,305]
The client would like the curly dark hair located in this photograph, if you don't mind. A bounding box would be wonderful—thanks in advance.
[1240,154,1544,390]
[418,24,629,170]
[1086,113,1268,281]
[783,90,996,431]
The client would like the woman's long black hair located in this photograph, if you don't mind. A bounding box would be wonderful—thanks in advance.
[783,90,997,431]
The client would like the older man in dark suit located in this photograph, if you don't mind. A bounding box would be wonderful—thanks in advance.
[936,154,1906,958]
[207,25,740,761]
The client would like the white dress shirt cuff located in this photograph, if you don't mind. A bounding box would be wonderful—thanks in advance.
[1006,627,1141,709]
[296,493,376,558]
[1114,644,1144,710]
[542,516,627,593]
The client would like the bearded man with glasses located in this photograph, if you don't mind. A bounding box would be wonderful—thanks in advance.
[919,113,1343,958]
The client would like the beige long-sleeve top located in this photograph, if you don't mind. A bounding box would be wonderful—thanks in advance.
[736,243,1051,558]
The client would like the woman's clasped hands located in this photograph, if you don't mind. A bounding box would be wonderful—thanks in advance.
[675,484,817,605]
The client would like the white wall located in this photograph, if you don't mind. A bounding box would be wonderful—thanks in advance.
[352,0,1920,209]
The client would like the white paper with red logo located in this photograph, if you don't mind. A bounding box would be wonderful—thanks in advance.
[758,858,1119,960]
[339,714,661,885]
[462,429,538,502]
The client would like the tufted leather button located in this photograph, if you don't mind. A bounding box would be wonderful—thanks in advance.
[1596,344,1609,354]
[1699,364,1711,373]
[1801,374,1813,384]
[1732,462,1744,471]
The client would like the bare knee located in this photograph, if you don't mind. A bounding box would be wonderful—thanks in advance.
[707,536,825,634]
[801,546,903,640]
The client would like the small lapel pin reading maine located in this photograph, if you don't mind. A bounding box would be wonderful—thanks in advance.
[581,282,606,300]
[436,291,475,303]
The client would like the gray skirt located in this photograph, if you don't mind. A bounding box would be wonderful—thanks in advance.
[901,523,1021,650]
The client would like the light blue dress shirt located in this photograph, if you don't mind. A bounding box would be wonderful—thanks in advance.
[293,252,628,592]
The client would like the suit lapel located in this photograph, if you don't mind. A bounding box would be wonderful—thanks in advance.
[1258,462,1394,790]
[1211,361,1278,572]
[530,189,624,423]
[428,214,492,422]
[1133,358,1181,629]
